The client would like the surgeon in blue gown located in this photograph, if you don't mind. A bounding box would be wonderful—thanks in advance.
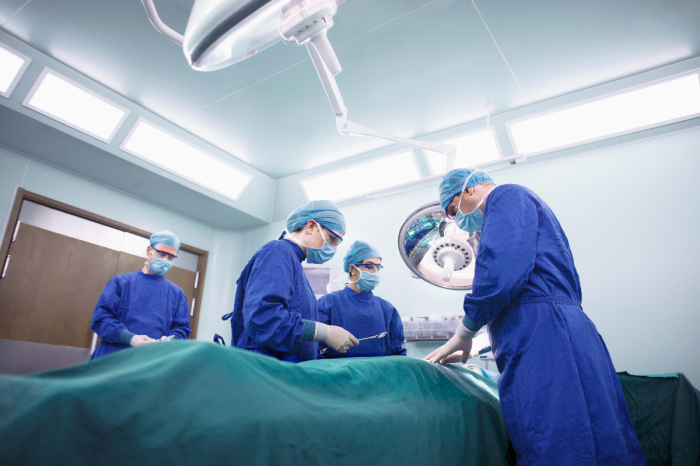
[317,241,406,358]
[425,169,645,466]
[90,230,192,360]
[224,200,360,363]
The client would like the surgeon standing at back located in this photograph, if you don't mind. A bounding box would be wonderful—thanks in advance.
[425,168,645,466]
[317,241,406,358]
[225,200,359,363]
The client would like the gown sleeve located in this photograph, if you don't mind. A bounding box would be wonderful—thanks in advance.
[462,186,538,331]
[90,276,127,343]
[242,247,304,352]
[387,304,407,356]
[168,288,192,339]
[316,294,334,358]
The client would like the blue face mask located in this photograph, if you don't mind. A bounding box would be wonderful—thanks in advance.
[352,269,380,292]
[305,228,337,264]
[147,250,173,275]
[455,205,484,233]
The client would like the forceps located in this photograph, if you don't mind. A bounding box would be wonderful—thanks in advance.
[320,332,387,354]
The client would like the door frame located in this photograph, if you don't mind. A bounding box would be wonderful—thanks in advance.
[0,188,208,338]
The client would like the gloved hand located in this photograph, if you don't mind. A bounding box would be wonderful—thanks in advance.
[424,323,476,364]
[315,323,360,353]
[130,335,157,347]
[160,335,175,342]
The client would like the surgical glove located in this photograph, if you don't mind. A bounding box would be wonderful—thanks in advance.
[130,335,157,347]
[314,322,360,353]
[160,335,175,342]
[424,323,476,364]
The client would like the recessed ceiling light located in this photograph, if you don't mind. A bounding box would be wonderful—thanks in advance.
[508,73,700,155]
[23,69,129,143]
[301,151,421,202]
[0,44,30,98]
[425,128,501,175]
[121,119,252,202]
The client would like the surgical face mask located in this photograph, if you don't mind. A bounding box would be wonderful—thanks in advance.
[305,227,337,264]
[350,265,380,292]
[147,249,174,275]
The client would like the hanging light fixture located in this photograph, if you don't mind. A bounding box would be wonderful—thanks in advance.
[140,0,457,164]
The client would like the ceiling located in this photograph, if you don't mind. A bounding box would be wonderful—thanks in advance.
[1,0,699,181]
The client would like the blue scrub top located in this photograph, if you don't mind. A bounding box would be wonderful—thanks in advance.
[462,184,644,465]
[228,238,319,363]
[317,286,406,358]
[90,270,191,359]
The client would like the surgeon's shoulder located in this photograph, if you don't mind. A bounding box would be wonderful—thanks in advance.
[374,295,398,312]
[257,239,300,260]
[318,290,342,307]
[487,184,535,207]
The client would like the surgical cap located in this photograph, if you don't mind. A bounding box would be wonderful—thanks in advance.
[343,241,382,273]
[286,200,346,234]
[438,168,494,214]
[150,230,180,256]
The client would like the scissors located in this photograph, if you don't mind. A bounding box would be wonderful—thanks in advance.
[319,332,387,354]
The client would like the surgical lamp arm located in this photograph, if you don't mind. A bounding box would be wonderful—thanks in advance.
[306,42,457,167]
[141,0,184,46]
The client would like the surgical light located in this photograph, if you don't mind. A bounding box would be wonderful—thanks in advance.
[121,119,252,201]
[23,69,128,143]
[426,128,501,175]
[141,0,457,166]
[301,151,420,202]
[509,73,700,155]
[0,44,30,98]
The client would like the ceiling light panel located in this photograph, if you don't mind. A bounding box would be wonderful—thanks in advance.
[121,119,252,202]
[23,69,128,142]
[508,73,700,155]
[301,151,421,202]
[0,44,30,98]
[426,128,501,175]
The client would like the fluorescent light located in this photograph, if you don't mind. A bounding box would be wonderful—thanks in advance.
[301,151,421,202]
[23,69,128,142]
[121,119,252,201]
[509,73,700,155]
[0,44,30,98]
[426,128,501,175]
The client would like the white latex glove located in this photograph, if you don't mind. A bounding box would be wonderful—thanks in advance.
[160,335,175,342]
[424,323,477,364]
[315,323,360,354]
[130,335,157,347]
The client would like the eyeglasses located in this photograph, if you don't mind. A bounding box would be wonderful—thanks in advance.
[353,262,383,273]
[152,248,176,263]
[446,195,461,219]
[316,221,343,247]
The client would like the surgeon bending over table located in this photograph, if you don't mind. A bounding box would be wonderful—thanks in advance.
[90,230,191,359]
[425,168,645,466]
[225,200,359,363]
[318,241,406,358]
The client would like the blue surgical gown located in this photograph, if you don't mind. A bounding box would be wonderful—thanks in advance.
[463,185,645,466]
[90,270,191,359]
[317,286,407,358]
[227,238,319,363]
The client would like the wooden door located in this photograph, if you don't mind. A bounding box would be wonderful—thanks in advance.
[0,224,120,348]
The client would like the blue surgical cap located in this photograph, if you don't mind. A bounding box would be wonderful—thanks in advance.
[438,168,494,214]
[343,241,382,273]
[286,200,346,234]
[150,230,180,256]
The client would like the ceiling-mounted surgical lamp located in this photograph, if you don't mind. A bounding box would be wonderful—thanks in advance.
[140,0,457,165]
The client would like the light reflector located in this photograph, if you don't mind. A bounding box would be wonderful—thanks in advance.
[0,44,30,98]
[301,151,421,202]
[509,73,700,155]
[24,69,128,142]
[426,128,501,175]
[121,119,252,201]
